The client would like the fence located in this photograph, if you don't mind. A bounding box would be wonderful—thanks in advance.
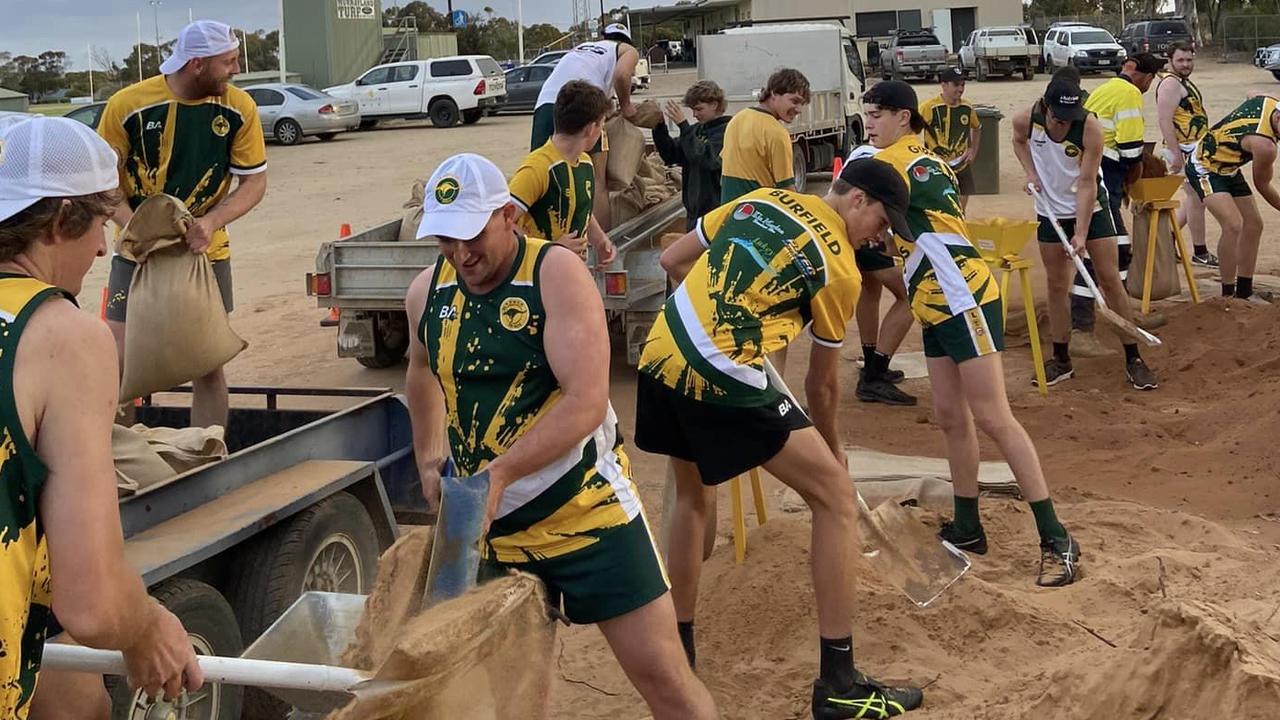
[1218,14,1280,63]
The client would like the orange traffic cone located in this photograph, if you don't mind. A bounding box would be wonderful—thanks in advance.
[339,223,352,238]
[322,223,350,328]
[832,155,844,178]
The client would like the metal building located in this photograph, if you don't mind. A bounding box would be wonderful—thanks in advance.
[283,0,385,89]
[0,87,29,113]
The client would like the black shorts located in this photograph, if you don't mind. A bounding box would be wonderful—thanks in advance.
[855,243,898,273]
[633,373,811,485]
[955,166,976,195]
[1185,162,1252,200]
[1036,209,1119,244]
[105,254,233,322]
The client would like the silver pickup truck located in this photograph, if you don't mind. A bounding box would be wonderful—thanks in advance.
[881,29,949,81]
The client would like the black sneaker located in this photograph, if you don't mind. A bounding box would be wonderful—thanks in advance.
[1126,358,1158,391]
[1037,533,1082,587]
[856,377,917,406]
[939,521,988,555]
[1191,251,1219,268]
[813,673,924,719]
[1032,357,1074,388]
[858,367,906,384]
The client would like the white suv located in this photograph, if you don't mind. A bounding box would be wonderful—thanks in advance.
[1043,24,1126,74]
[325,55,506,129]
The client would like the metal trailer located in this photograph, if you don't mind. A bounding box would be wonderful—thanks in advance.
[306,197,687,368]
[106,386,425,720]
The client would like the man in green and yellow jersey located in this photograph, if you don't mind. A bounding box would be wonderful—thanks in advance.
[1187,93,1280,301]
[508,80,616,266]
[404,154,717,720]
[98,20,267,429]
[1156,42,1215,266]
[920,67,982,210]
[857,82,1083,589]
[0,117,201,719]
[719,68,809,202]
[640,159,926,719]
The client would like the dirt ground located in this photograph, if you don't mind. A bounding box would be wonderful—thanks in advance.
[91,62,1280,717]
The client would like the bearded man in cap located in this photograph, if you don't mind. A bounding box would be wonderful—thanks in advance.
[98,20,268,429]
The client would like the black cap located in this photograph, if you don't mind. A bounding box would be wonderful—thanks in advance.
[1127,52,1165,74]
[863,80,926,132]
[939,66,966,84]
[839,158,915,243]
[1044,78,1086,122]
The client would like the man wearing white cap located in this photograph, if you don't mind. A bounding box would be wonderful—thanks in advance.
[0,117,202,719]
[530,22,640,230]
[98,19,267,429]
[404,153,717,720]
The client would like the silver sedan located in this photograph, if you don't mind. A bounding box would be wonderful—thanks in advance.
[244,83,361,146]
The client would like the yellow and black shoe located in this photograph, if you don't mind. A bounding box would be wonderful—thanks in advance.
[812,673,923,719]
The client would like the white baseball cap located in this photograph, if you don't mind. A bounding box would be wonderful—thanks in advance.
[160,20,241,75]
[604,22,632,41]
[0,116,119,224]
[416,154,511,241]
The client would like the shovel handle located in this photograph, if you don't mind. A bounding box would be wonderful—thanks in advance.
[1027,184,1110,310]
[41,644,371,693]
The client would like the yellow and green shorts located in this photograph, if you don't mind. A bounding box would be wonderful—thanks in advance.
[921,300,1005,363]
[479,513,670,624]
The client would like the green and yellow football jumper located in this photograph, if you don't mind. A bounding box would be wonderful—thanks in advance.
[919,95,981,172]
[98,75,267,261]
[1156,71,1208,153]
[1189,95,1280,199]
[720,107,795,202]
[509,140,595,242]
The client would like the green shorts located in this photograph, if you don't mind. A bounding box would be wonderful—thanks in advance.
[922,300,1005,363]
[855,244,898,273]
[1186,162,1251,200]
[531,103,607,154]
[1036,208,1118,244]
[478,513,669,625]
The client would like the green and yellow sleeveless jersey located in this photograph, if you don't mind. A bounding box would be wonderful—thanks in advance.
[418,237,640,563]
[1156,71,1208,150]
[639,188,860,406]
[919,95,981,172]
[0,275,73,719]
[874,135,999,327]
[1195,95,1280,176]
[509,140,595,242]
[720,107,794,202]
[98,75,267,261]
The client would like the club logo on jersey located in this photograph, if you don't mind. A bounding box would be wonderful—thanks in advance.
[211,115,231,137]
[732,203,755,220]
[912,165,931,182]
[960,114,969,126]
[146,120,164,131]
[1065,145,1081,159]
[434,177,461,205]
[500,297,530,331]
[438,305,458,320]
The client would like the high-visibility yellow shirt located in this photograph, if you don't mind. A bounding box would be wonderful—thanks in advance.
[1083,76,1145,164]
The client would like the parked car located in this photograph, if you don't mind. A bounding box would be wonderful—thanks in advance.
[325,55,506,129]
[503,63,554,112]
[881,29,949,81]
[1256,43,1280,68]
[64,101,107,129]
[242,84,360,145]
[959,26,1038,80]
[1118,17,1193,57]
[530,50,569,66]
[1044,24,1126,73]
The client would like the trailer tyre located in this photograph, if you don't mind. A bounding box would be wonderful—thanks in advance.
[109,579,244,720]
[429,98,460,127]
[229,492,380,720]
[1023,66,1035,81]
[357,311,410,369]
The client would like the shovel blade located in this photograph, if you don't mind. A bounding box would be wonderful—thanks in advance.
[1097,305,1162,346]
[857,500,971,608]
[422,470,491,608]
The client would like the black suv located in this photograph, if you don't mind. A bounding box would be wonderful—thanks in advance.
[1117,18,1193,57]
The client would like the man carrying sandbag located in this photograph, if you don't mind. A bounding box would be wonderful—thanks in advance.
[404,154,717,720]
[0,117,202,719]
[99,20,267,428]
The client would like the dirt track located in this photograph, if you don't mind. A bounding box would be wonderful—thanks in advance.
[87,62,1280,717]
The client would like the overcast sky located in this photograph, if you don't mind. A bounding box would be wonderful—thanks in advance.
[1,1,667,70]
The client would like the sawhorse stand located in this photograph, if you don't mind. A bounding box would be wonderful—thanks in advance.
[1138,199,1201,314]
[993,253,1049,396]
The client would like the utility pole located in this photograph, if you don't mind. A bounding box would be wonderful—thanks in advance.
[278,0,287,83]
[136,12,144,81]
[149,0,163,76]
[517,0,524,63]
[88,44,94,100]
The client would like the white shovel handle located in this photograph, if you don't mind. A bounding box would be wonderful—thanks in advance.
[1028,183,1110,310]
[41,644,371,693]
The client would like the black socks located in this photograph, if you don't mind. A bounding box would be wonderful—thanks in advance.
[1052,342,1070,364]
[1123,343,1140,363]
[819,636,857,692]
[1237,276,1253,300]
[677,621,696,669]
[1223,282,1236,297]
[1194,244,1208,256]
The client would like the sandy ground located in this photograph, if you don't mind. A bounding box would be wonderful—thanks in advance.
[92,63,1280,717]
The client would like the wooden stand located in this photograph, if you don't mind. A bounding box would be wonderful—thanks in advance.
[1138,199,1201,314]
[992,253,1049,396]
[730,468,768,564]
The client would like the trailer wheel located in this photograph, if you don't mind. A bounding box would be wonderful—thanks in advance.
[976,60,988,81]
[109,579,244,720]
[791,142,808,193]
[357,311,410,369]
[1023,66,1035,81]
[229,492,380,720]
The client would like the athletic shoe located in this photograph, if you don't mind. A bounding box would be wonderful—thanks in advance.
[1191,251,1219,268]
[1036,533,1081,587]
[858,367,907,384]
[1032,358,1074,388]
[856,377,917,406]
[938,521,988,555]
[812,673,924,719]
[1126,358,1158,391]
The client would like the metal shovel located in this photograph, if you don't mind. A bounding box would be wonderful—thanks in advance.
[422,460,491,608]
[762,360,970,608]
[1029,184,1161,346]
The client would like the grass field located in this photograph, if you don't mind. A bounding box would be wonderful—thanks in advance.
[29,103,75,116]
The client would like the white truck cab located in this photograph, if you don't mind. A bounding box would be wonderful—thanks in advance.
[325,55,506,128]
